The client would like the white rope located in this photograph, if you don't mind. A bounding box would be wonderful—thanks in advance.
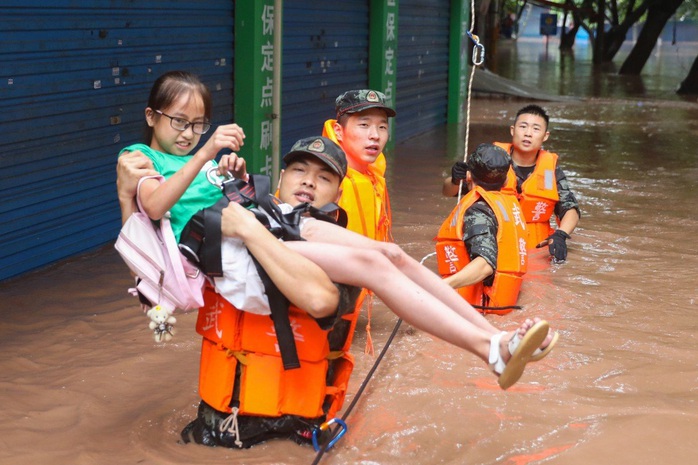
[420,252,436,265]
[457,0,484,207]
[463,0,477,164]
[219,406,243,447]
[463,61,476,164]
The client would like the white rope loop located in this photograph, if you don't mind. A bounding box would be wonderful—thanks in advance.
[219,406,243,447]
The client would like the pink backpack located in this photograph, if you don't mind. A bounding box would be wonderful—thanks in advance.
[115,176,205,313]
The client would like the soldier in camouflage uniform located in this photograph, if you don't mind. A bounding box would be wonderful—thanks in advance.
[443,104,580,262]
[460,148,512,288]
[438,144,526,294]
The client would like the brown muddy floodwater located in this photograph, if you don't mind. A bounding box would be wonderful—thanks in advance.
[2,80,698,465]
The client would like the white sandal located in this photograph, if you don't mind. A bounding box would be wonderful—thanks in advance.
[531,330,559,362]
[489,320,550,390]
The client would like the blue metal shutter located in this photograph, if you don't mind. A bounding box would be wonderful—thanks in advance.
[0,0,234,281]
[281,0,370,153]
[396,0,451,141]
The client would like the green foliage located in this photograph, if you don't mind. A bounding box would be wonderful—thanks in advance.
[677,0,698,20]
[502,0,520,15]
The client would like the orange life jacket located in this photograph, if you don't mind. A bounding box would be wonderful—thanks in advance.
[434,186,528,314]
[323,120,393,242]
[195,284,361,420]
[494,142,559,248]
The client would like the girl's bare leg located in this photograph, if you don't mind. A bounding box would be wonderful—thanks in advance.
[301,220,501,335]
[285,240,534,364]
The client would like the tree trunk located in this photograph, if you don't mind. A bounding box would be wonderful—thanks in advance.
[619,0,684,75]
[559,1,574,50]
[602,26,631,61]
[677,54,698,95]
[560,23,580,50]
[601,1,652,62]
[484,0,500,66]
[592,0,606,64]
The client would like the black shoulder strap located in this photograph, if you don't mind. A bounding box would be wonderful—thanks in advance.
[307,202,348,228]
[201,197,227,277]
[253,197,349,242]
[221,174,270,206]
[249,255,301,370]
[193,174,273,276]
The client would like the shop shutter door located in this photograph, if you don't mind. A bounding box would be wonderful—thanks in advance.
[0,0,234,281]
[281,0,369,152]
[395,0,450,141]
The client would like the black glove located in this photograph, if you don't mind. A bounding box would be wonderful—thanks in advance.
[450,161,468,184]
[538,230,571,262]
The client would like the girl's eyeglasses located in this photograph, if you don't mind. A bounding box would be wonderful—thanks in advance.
[155,110,211,135]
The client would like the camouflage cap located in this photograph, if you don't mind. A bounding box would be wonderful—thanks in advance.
[283,136,347,179]
[335,89,396,118]
[467,143,511,191]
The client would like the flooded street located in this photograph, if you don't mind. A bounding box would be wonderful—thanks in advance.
[384,96,698,465]
[1,40,698,465]
[492,37,698,102]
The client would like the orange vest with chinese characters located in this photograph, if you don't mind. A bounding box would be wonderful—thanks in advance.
[434,186,528,314]
[195,284,360,420]
[495,142,559,248]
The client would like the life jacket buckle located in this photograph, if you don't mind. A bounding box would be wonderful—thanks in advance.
[225,349,249,365]
[206,166,232,188]
[326,350,344,361]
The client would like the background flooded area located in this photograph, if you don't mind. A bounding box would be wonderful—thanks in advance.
[384,97,698,465]
[2,41,698,465]
[492,37,698,102]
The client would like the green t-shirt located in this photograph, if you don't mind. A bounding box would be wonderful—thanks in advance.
[120,143,223,240]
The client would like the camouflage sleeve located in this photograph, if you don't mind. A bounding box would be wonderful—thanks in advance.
[554,166,581,219]
[463,201,498,270]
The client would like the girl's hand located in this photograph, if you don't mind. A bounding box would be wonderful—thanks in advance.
[196,123,246,161]
[117,150,158,199]
[218,153,248,180]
